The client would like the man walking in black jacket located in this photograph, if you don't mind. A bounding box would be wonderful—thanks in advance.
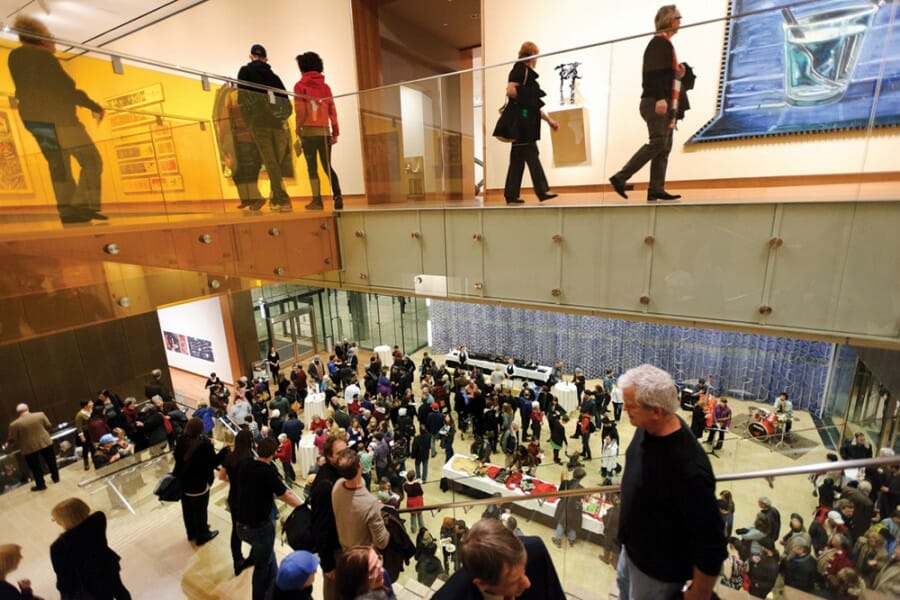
[237,44,293,212]
[308,432,348,600]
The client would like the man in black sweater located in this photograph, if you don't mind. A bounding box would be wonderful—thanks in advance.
[236,44,293,211]
[609,4,685,202]
[308,432,348,600]
[231,437,302,600]
[617,363,726,600]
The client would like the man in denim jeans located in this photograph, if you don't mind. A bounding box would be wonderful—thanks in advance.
[617,363,725,600]
[230,437,302,600]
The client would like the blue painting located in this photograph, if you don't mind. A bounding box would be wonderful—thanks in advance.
[689,0,900,142]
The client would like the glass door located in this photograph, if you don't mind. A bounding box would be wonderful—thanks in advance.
[840,362,899,452]
[267,307,318,368]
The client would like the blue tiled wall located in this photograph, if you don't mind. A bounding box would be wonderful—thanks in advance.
[430,301,855,413]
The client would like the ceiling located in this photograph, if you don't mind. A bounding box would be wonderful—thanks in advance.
[381,0,481,50]
[0,0,205,47]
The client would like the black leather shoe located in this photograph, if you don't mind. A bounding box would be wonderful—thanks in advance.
[30,485,47,492]
[609,176,628,199]
[234,556,254,576]
[86,210,108,221]
[197,530,219,546]
[538,192,558,202]
[647,191,681,201]
[505,198,525,204]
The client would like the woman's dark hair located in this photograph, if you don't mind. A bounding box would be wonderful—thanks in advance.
[225,429,254,468]
[180,417,206,460]
[296,51,324,73]
[336,545,373,599]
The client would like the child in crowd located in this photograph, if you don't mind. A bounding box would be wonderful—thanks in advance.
[273,550,318,600]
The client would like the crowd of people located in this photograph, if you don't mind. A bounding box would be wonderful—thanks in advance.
[2,337,898,600]
[714,456,900,599]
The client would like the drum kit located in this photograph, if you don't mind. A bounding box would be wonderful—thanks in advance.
[748,406,793,447]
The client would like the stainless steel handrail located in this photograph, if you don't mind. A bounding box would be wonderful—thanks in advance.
[395,454,900,514]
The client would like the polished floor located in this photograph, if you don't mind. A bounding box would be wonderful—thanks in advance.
[0,353,856,599]
[1,176,897,238]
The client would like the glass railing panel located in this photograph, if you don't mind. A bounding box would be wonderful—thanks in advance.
[2,0,896,228]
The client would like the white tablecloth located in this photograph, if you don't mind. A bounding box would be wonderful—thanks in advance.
[553,382,578,413]
[441,455,605,535]
[374,344,393,367]
[297,434,318,478]
[305,393,326,420]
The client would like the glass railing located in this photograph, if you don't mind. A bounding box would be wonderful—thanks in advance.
[0,0,896,236]
[75,410,900,599]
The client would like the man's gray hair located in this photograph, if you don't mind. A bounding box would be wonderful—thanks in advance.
[759,496,772,507]
[655,4,680,31]
[15,403,28,414]
[617,364,678,414]
[151,368,162,378]
[858,481,872,494]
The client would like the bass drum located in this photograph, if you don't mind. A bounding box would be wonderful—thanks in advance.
[749,422,769,439]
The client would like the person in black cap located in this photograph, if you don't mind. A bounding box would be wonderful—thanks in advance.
[236,44,294,212]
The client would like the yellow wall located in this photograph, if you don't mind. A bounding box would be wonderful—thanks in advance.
[0,41,334,208]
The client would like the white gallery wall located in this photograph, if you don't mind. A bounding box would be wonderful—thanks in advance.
[105,0,364,195]
[157,296,233,384]
[482,0,900,191]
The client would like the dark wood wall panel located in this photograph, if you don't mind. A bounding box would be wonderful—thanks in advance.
[1,313,170,435]
[75,320,131,395]
[228,290,260,377]
[121,311,171,399]
[19,331,91,425]
[0,343,35,421]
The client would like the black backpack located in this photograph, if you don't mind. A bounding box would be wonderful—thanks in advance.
[503,433,517,455]
[282,502,314,550]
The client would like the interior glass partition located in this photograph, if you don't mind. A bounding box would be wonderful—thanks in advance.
[0,0,894,237]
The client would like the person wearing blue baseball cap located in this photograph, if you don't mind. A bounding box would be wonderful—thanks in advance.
[274,550,318,599]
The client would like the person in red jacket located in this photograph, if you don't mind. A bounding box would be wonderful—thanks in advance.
[275,433,296,484]
[293,51,342,211]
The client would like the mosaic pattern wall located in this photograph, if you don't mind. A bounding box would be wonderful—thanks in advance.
[430,301,854,414]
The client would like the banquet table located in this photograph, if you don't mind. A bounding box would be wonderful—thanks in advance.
[553,381,579,413]
[441,454,606,535]
[374,344,393,367]
[305,393,326,420]
[296,433,319,478]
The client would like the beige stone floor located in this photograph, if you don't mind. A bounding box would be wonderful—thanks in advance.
[1,353,845,599]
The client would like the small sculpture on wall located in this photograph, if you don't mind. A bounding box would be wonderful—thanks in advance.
[554,62,581,105]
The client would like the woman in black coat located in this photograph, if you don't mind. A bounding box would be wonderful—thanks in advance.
[501,40,559,204]
[50,497,131,599]
[174,417,219,545]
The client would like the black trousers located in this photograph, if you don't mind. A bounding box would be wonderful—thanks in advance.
[181,490,211,541]
[78,436,93,468]
[504,142,549,200]
[301,133,342,200]
[24,445,59,488]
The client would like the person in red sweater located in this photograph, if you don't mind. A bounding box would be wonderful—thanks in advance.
[293,51,342,210]
[275,433,296,484]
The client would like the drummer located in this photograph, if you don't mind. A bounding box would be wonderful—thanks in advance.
[774,393,794,437]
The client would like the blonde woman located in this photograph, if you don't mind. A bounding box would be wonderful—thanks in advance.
[0,544,37,599]
[50,498,130,599]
